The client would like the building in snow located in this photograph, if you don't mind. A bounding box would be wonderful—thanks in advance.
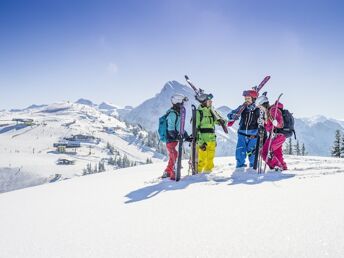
[12,118,34,126]
[63,134,100,144]
[53,142,81,153]
[56,159,75,165]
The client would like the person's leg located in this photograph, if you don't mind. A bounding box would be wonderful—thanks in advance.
[262,138,275,169]
[198,144,207,173]
[247,137,258,167]
[165,141,178,176]
[235,134,247,168]
[204,141,216,172]
[271,135,287,170]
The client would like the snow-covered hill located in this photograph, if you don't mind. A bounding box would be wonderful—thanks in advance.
[0,102,164,193]
[0,156,343,258]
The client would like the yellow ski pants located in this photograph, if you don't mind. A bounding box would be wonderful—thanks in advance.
[197,141,216,173]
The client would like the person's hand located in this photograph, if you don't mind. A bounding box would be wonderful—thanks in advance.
[185,135,194,142]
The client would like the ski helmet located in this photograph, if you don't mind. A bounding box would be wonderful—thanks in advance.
[255,95,269,106]
[171,94,188,105]
[196,93,213,103]
[242,90,258,99]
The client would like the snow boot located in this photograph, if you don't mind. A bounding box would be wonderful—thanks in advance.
[162,171,169,178]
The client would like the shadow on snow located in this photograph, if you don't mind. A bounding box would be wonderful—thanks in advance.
[125,171,295,204]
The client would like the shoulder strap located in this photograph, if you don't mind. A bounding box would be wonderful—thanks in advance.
[199,109,203,124]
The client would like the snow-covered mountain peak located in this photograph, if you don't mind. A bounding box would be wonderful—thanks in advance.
[75,98,96,107]
[98,102,119,110]
[304,115,329,125]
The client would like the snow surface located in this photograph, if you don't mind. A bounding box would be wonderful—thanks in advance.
[0,156,344,258]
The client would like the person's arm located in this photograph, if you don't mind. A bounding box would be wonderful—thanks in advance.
[227,105,244,121]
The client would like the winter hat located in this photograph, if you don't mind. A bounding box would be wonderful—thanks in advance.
[196,93,213,103]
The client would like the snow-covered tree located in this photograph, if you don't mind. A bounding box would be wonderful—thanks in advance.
[301,143,307,156]
[294,141,301,156]
[331,130,341,157]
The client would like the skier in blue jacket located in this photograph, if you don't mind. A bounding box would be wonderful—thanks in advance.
[227,90,260,169]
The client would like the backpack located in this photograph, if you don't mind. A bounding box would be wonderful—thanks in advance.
[158,110,178,143]
[276,108,296,139]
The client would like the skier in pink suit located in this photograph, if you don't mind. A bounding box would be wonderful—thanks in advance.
[255,95,288,171]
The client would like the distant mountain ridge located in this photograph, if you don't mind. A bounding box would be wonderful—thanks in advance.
[5,81,344,157]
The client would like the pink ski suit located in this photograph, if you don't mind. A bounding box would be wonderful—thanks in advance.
[261,102,288,170]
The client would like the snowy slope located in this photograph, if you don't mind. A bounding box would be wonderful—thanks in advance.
[0,102,164,192]
[0,156,343,258]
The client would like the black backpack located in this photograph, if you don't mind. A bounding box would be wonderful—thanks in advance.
[276,108,296,139]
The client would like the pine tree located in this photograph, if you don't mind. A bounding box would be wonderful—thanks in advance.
[283,141,290,155]
[331,130,341,157]
[341,133,344,158]
[294,141,301,156]
[301,143,306,156]
[288,138,293,155]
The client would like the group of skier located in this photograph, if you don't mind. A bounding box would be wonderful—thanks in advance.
[159,75,295,181]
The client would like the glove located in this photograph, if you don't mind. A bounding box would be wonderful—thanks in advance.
[218,119,226,125]
[272,120,278,127]
[185,135,194,142]
[200,143,207,151]
[227,120,235,127]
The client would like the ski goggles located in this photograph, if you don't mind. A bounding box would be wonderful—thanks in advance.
[205,94,214,100]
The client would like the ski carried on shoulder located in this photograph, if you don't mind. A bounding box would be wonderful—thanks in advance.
[184,75,228,134]
[231,76,271,123]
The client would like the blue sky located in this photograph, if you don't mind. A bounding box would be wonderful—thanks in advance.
[0,0,343,118]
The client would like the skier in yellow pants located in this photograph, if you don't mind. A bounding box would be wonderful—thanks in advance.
[196,93,219,173]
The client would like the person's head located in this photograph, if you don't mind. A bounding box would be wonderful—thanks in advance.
[197,93,213,107]
[242,90,258,105]
[255,95,269,109]
[171,94,188,110]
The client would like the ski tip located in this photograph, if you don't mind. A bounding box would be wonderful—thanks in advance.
[184,75,189,80]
